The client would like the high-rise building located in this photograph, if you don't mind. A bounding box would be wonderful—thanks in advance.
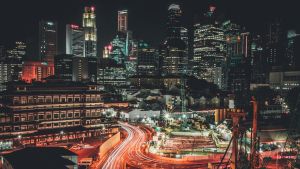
[97,58,127,86]
[251,34,267,83]
[72,57,88,82]
[265,21,284,69]
[66,24,85,57]
[193,6,226,88]
[83,6,97,57]
[0,42,25,91]
[6,41,26,60]
[109,35,127,64]
[162,4,188,76]
[166,4,182,40]
[72,57,97,82]
[39,20,57,63]
[22,61,54,83]
[137,42,159,76]
[118,10,128,33]
[222,21,251,91]
[286,30,300,69]
[54,54,73,81]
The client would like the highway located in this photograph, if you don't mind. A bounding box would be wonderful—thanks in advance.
[100,122,216,169]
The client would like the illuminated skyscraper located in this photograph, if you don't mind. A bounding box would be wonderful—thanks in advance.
[162,4,188,75]
[286,30,300,69]
[39,20,57,63]
[265,21,284,69]
[193,5,226,88]
[118,10,128,33]
[83,6,97,57]
[66,24,85,57]
[6,41,26,60]
[137,41,159,76]
[166,4,182,40]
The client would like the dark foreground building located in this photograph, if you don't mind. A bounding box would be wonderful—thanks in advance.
[2,147,78,169]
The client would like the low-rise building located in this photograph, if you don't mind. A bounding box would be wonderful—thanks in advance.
[269,70,300,92]
[0,81,118,149]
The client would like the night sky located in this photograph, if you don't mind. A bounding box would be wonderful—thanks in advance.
[1,0,300,55]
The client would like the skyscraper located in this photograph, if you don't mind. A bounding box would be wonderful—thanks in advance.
[223,20,251,93]
[162,4,188,76]
[193,6,226,88]
[251,34,267,83]
[54,54,73,81]
[72,57,97,82]
[83,6,97,57]
[166,4,182,40]
[6,41,26,60]
[39,20,57,63]
[137,41,159,76]
[286,30,300,69]
[66,24,85,57]
[118,10,128,33]
[265,21,284,69]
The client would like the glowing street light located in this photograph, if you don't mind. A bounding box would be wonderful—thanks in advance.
[165,113,170,119]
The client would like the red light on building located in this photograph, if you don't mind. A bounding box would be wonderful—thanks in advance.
[71,24,79,29]
[209,5,216,12]
[108,45,112,51]
[91,6,95,12]
[22,61,54,83]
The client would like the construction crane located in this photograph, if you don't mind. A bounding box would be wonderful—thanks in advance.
[217,97,260,169]
[217,109,248,169]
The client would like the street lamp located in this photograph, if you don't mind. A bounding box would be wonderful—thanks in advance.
[165,113,170,119]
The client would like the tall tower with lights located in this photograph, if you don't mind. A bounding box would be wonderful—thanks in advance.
[39,20,57,63]
[118,10,128,33]
[83,6,97,57]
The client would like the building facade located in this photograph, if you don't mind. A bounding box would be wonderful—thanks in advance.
[54,54,73,81]
[66,24,85,57]
[39,21,57,63]
[0,81,118,148]
[21,61,54,83]
[162,4,188,76]
[118,10,128,33]
[193,6,226,89]
[83,6,97,57]
[137,42,159,76]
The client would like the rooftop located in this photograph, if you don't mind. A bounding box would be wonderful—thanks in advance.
[3,147,77,169]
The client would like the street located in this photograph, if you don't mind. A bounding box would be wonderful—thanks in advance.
[99,122,219,169]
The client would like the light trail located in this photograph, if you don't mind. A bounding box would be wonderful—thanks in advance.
[100,122,213,169]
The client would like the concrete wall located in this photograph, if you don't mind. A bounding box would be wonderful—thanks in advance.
[99,132,120,158]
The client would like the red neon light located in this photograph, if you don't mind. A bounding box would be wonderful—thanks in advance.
[71,24,79,29]
[108,45,112,51]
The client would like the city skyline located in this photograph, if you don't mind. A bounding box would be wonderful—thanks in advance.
[1,0,300,53]
[1,1,300,168]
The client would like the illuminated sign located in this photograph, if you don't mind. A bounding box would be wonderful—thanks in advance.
[71,24,79,29]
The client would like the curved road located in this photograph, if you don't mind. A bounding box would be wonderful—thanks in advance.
[101,122,215,169]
